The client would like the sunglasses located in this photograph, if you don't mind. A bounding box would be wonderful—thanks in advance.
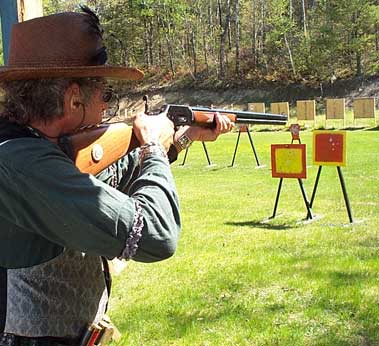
[86,78,120,120]
[86,77,114,103]
[102,85,120,120]
[102,85,115,103]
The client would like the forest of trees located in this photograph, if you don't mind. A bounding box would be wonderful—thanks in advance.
[4,1,379,86]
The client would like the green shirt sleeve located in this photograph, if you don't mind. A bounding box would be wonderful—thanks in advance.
[95,149,140,191]
[0,138,181,266]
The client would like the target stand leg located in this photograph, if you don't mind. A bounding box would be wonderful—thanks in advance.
[230,129,242,167]
[298,178,314,220]
[230,127,262,167]
[270,178,283,219]
[179,143,212,166]
[202,142,213,166]
[246,128,262,167]
[337,166,354,223]
[307,166,322,219]
[180,147,190,166]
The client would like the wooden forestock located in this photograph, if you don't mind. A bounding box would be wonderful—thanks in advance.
[192,111,236,126]
[62,122,139,175]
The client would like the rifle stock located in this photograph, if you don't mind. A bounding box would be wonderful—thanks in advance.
[59,122,139,175]
[59,104,287,175]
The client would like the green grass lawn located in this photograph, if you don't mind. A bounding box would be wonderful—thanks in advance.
[109,127,379,346]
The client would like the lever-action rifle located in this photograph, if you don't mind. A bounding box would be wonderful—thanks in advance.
[59,104,287,176]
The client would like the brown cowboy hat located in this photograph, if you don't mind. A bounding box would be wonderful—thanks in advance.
[0,8,144,82]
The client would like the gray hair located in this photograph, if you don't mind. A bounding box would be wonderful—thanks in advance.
[0,78,100,125]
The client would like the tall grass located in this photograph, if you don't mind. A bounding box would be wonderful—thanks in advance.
[110,128,379,346]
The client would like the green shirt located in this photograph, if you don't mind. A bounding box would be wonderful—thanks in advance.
[0,136,181,268]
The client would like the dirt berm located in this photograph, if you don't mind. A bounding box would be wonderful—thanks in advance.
[120,75,379,115]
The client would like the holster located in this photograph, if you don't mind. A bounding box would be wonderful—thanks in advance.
[78,316,121,346]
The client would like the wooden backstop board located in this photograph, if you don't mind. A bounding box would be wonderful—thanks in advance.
[297,100,316,120]
[326,98,345,119]
[247,103,265,113]
[270,102,290,116]
[353,98,375,118]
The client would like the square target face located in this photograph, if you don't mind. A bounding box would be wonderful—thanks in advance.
[271,144,307,179]
[313,131,346,166]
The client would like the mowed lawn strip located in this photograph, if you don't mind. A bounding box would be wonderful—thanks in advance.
[109,129,379,346]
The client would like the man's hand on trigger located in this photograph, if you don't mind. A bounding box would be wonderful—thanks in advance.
[133,112,174,151]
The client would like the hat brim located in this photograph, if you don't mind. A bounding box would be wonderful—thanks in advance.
[0,65,144,81]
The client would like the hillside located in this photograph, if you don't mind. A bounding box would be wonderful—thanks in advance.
[120,75,379,115]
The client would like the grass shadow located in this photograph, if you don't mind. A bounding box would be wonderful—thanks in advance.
[365,125,379,131]
[225,219,295,230]
[341,126,367,131]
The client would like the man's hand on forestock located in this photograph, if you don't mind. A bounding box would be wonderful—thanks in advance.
[133,112,175,152]
[176,112,234,144]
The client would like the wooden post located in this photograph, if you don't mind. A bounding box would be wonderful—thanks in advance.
[17,0,43,21]
[0,0,43,63]
[0,1,18,63]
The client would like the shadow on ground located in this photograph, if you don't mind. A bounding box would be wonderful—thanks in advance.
[225,219,295,230]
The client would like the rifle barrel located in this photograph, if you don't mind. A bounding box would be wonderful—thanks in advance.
[191,106,288,125]
[235,118,287,125]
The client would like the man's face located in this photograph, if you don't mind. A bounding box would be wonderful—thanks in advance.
[82,87,108,126]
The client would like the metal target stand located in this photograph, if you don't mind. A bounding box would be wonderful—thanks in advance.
[230,125,264,167]
[269,124,314,221]
[290,124,301,144]
[270,176,314,220]
[180,142,213,166]
[307,165,353,223]
[308,131,353,223]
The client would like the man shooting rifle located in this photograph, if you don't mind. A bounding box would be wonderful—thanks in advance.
[0,6,233,346]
